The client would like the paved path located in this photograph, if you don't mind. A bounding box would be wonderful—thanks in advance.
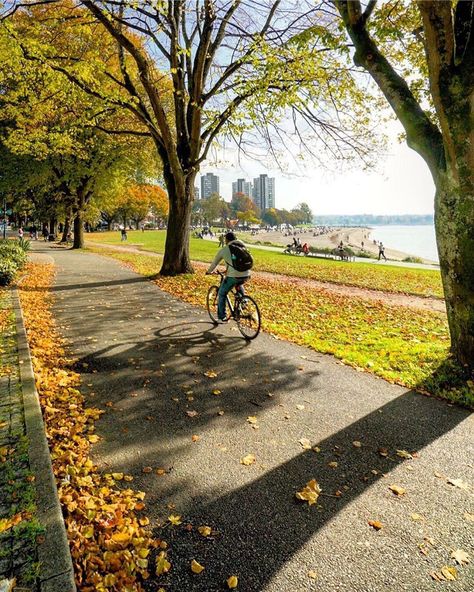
[34,242,472,592]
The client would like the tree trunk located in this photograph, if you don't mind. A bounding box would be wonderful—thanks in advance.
[435,172,474,373]
[60,217,71,243]
[49,219,57,235]
[72,211,84,249]
[160,170,196,275]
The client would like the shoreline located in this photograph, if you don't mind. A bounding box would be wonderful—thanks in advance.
[241,226,438,266]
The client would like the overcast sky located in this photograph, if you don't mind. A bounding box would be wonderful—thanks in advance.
[200,122,436,216]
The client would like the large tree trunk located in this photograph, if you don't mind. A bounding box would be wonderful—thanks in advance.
[160,169,196,276]
[72,211,84,249]
[435,172,474,373]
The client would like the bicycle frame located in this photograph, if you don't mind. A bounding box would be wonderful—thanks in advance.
[214,270,244,318]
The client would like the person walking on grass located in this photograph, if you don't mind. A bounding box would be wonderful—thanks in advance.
[205,232,252,323]
[378,242,387,261]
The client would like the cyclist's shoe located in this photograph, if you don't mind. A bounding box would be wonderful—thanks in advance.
[216,318,228,324]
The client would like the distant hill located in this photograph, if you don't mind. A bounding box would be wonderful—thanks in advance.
[313,214,434,226]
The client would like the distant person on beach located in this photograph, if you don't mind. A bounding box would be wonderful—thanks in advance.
[378,242,387,261]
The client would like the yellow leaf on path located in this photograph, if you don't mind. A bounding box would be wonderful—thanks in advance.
[246,416,258,424]
[204,370,217,378]
[328,461,338,468]
[299,438,312,450]
[296,404,305,410]
[227,575,238,588]
[368,520,383,530]
[447,477,469,490]
[410,513,424,521]
[186,410,199,418]
[191,559,205,574]
[191,435,200,442]
[155,551,171,576]
[212,389,222,395]
[295,479,322,506]
[111,472,123,480]
[156,468,166,476]
[451,549,470,566]
[142,466,153,473]
[389,484,406,496]
[396,449,413,459]
[352,441,362,448]
[198,526,212,537]
[307,570,318,579]
[88,434,100,443]
[168,514,182,526]
[464,512,474,522]
[240,454,256,466]
[440,566,457,581]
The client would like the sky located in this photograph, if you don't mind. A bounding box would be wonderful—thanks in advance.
[199,124,436,216]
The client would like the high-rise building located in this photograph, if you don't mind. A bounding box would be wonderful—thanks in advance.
[252,174,275,211]
[200,173,219,199]
[232,178,252,198]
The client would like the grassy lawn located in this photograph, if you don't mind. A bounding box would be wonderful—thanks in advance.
[86,230,443,298]
[88,248,474,408]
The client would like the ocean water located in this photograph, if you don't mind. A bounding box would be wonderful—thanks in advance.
[369,225,439,262]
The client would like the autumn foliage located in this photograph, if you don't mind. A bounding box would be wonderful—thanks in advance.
[19,264,159,591]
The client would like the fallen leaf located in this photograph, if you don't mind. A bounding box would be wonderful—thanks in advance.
[142,466,153,473]
[368,520,383,530]
[186,410,199,418]
[295,479,322,505]
[247,416,258,424]
[307,570,318,579]
[410,513,424,521]
[451,549,470,566]
[328,461,338,468]
[464,512,474,522]
[396,449,413,459]
[212,389,222,395]
[378,447,389,457]
[240,454,256,466]
[352,441,362,448]
[389,484,406,496]
[88,434,100,443]
[191,559,205,574]
[440,566,457,581]
[191,435,200,442]
[204,370,217,378]
[168,514,182,526]
[299,438,312,450]
[227,575,238,589]
[447,478,469,490]
[156,468,166,476]
[155,551,171,576]
[296,404,305,410]
[198,526,212,537]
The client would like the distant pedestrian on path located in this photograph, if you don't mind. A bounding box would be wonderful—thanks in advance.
[121,228,127,241]
[219,234,225,247]
[18,227,24,239]
[378,242,387,261]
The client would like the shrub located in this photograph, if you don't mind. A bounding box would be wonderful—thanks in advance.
[0,258,18,286]
[0,240,28,269]
[403,256,424,264]
[18,237,31,252]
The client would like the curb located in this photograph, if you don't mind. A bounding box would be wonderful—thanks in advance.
[13,288,76,592]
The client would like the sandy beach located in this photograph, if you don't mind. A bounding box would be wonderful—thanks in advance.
[242,227,436,264]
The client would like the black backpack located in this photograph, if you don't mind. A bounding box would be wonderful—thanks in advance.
[228,241,253,272]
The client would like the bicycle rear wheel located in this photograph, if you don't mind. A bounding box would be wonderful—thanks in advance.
[206,285,220,323]
[235,296,261,340]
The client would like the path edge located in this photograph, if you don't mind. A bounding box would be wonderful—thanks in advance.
[12,287,76,592]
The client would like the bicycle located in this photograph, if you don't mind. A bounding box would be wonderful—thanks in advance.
[206,270,261,340]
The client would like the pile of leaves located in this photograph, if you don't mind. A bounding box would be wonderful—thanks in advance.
[0,239,29,286]
[19,264,156,591]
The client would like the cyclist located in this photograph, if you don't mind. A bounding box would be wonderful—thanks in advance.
[205,231,250,323]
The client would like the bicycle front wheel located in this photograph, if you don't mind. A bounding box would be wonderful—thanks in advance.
[235,296,261,340]
[206,285,220,323]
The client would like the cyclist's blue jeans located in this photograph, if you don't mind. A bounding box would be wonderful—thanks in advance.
[218,277,246,320]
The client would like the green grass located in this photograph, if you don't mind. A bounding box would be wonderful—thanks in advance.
[87,230,443,298]
[88,248,474,408]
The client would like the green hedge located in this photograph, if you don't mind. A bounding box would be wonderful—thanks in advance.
[0,240,29,286]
